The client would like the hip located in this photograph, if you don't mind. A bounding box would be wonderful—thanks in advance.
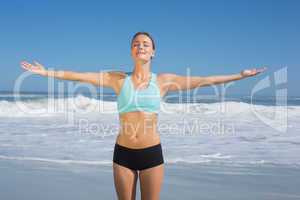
[116,130,161,149]
[113,142,164,171]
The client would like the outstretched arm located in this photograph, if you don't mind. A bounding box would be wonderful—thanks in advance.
[20,60,117,88]
[160,67,267,92]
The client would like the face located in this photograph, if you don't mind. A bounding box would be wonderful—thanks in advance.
[131,34,155,63]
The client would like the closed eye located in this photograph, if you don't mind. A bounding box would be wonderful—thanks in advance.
[133,41,151,46]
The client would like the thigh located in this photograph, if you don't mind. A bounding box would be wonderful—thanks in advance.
[139,164,164,200]
[113,162,138,200]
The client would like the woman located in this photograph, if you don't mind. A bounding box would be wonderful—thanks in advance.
[20,32,266,200]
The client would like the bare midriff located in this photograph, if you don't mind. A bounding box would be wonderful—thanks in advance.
[116,111,161,149]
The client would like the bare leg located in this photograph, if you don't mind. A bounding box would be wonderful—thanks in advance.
[113,162,138,200]
[139,164,164,200]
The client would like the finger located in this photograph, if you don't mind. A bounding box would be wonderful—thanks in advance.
[22,61,32,66]
[21,64,28,70]
[21,63,30,70]
[23,62,40,70]
[20,61,28,67]
[20,61,27,66]
[23,62,33,68]
[20,61,28,65]
[21,63,33,70]
[21,63,38,71]
[21,65,33,72]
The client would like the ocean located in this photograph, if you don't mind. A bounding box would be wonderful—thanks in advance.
[0,91,299,169]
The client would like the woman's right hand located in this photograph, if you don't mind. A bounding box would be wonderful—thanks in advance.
[20,61,47,76]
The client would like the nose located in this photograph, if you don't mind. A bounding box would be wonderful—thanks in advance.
[137,44,144,50]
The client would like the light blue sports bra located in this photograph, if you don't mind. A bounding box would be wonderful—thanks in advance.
[117,72,161,114]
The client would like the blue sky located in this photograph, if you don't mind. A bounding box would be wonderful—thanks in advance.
[0,0,299,96]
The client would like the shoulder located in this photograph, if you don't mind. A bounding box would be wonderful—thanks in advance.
[98,71,127,88]
[107,71,127,77]
[109,71,130,87]
[106,71,127,81]
[101,71,128,94]
[157,73,178,81]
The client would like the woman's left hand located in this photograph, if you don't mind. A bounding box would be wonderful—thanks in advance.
[240,67,267,77]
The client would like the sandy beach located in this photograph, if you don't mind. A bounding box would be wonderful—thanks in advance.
[1,159,300,200]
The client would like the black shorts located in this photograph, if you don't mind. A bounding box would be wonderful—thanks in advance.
[113,143,164,171]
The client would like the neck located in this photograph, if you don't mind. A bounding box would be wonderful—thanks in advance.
[132,61,151,80]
